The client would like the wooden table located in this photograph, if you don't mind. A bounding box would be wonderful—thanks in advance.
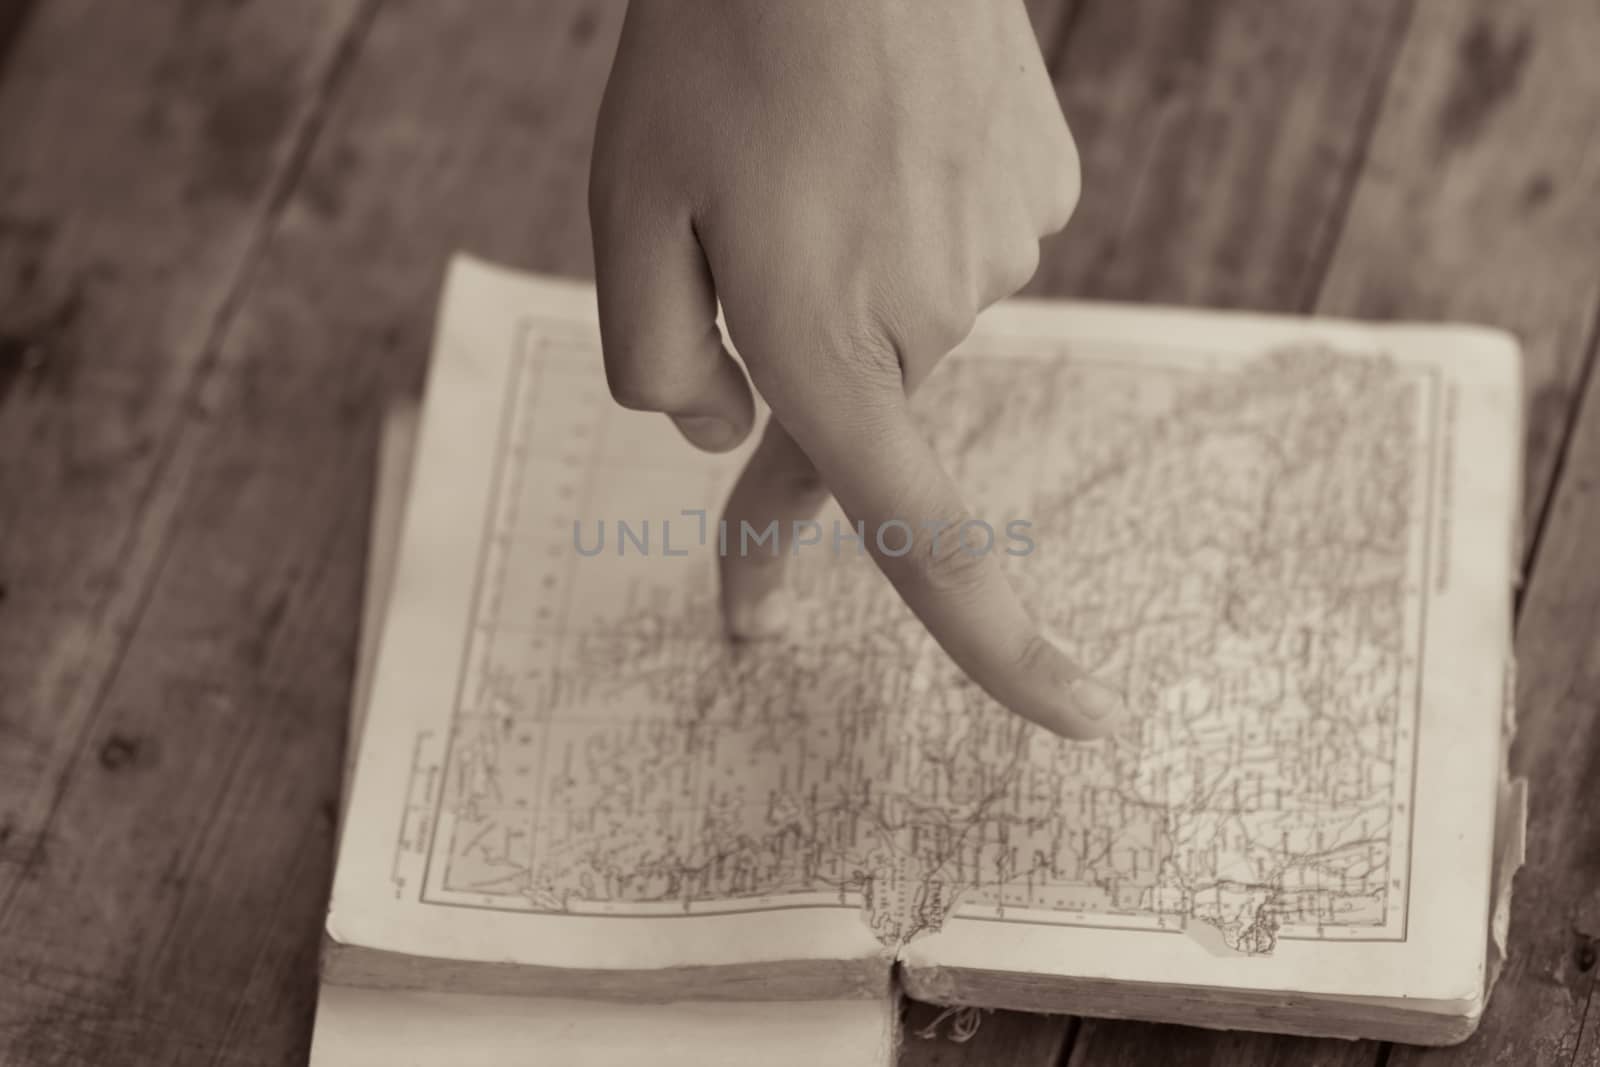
[1,1,1596,1063]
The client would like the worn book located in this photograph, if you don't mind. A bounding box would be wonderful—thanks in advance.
[321,255,1528,1045]
[309,404,900,1066]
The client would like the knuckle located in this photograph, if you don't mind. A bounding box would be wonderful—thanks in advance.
[847,306,907,381]
[1043,180,1080,235]
[760,436,826,497]
[996,238,1042,297]
[1053,117,1082,187]
[884,517,992,599]
[605,366,698,413]
[1034,122,1082,235]
[1018,236,1042,279]
[778,458,826,497]
[865,263,976,360]
[1042,160,1082,236]
[833,251,978,372]
[1012,633,1056,679]
[923,291,979,353]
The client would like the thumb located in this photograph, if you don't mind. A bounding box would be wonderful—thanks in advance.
[589,193,755,453]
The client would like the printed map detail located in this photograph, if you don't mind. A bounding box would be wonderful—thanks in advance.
[401,323,1434,955]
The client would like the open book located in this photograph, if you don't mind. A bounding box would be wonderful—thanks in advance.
[324,255,1527,1045]
[308,405,901,1066]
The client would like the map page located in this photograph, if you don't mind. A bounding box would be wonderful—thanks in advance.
[328,257,1520,1002]
[311,407,901,1067]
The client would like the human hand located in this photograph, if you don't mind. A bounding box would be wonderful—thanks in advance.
[588,0,1127,739]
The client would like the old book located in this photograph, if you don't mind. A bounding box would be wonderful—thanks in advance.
[309,404,902,1066]
[321,255,1527,1045]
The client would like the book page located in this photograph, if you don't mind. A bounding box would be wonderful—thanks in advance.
[898,299,1520,1004]
[310,988,899,1067]
[329,256,1518,1000]
[309,406,898,1066]
[329,259,887,976]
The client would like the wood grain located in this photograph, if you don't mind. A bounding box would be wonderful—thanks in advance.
[1022,0,1082,65]
[902,1003,1077,1067]
[1031,0,1412,311]
[0,2,624,1064]
[0,7,380,1065]
[1316,0,1600,542]
[0,0,34,79]
[0,0,372,912]
[0,0,374,1063]
[1069,1027,1378,1067]
[1580,979,1600,1067]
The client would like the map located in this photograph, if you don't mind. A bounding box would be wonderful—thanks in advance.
[397,320,1436,955]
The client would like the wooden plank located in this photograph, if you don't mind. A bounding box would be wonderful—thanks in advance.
[1580,979,1599,1067]
[921,0,1409,1061]
[1070,1027,1378,1067]
[1316,0,1600,541]
[0,0,373,918]
[902,1004,1076,1067]
[0,2,625,1064]
[1023,0,1082,64]
[0,1,374,1064]
[1031,0,1412,311]
[0,0,35,78]
[1385,353,1600,1060]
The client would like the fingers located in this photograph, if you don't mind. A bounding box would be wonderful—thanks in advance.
[1035,134,1081,236]
[980,226,1043,308]
[590,199,756,453]
[768,359,1128,740]
[718,418,829,641]
[1021,104,1081,237]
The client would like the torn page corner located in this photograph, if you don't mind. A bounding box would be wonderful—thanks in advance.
[1483,775,1528,1000]
[1483,636,1527,1002]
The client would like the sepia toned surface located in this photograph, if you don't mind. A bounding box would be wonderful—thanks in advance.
[0,1,1595,1064]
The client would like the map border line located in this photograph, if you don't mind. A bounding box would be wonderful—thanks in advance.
[413,315,1438,947]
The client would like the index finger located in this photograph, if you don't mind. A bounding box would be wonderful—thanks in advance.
[770,362,1128,740]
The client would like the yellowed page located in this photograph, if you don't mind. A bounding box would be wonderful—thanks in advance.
[330,255,1518,1002]
[898,300,1521,1004]
[328,259,887,974]
[310,988,898,1067]
[311,403,897,1065]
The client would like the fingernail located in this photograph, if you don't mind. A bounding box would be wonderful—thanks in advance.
[1067,676,1129,733]
[728,589,792,641]
[676,415,740,451]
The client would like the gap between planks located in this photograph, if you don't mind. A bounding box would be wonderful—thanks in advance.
[1519,297,1600,607]
[0,0,388,933]
[0,0,37,81]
